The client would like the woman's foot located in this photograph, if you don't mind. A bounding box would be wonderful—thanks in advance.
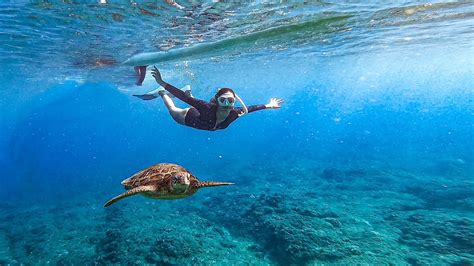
[134,86,190,101]
[133,88,170,100]
[182,85,193,98]
[158,89,175,98]
[159,85,190,98]
[184,89,193,98]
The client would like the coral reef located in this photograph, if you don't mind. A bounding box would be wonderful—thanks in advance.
[0,159,472,264]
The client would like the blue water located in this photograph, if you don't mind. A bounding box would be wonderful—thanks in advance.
[0,1,473,264]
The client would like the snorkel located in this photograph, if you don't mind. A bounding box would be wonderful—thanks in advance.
[234,93,248,116]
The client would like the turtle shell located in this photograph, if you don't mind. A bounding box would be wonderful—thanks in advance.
[121,163,192,189]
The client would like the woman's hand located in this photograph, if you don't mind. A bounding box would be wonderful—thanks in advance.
[265,98,284,109]
[151,66,165,86]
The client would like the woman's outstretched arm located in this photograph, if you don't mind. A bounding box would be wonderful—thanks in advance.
[152,66,209,110]
[237,98,284,114]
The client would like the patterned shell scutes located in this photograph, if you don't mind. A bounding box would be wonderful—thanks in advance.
[121,163,189,189]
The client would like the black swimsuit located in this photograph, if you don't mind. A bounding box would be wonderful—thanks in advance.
[164,83,266,131]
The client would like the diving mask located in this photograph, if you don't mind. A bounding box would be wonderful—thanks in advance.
[218,96,235,107]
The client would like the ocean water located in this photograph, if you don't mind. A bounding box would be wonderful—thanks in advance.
[0,1,473,265]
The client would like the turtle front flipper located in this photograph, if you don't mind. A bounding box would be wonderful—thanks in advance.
[104,185,155,208]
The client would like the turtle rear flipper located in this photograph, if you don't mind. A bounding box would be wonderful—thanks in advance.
[104,185,155,208]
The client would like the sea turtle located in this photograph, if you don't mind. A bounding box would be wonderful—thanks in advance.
[104,163,233,207]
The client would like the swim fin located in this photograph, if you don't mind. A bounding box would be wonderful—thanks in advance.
[133,86,190,100]
[134,65,148,86]
[133,88,162,100]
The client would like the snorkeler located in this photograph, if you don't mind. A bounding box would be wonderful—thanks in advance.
[133,66,284,131]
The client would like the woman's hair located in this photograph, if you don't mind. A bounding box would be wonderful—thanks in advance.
[210,88,235,104]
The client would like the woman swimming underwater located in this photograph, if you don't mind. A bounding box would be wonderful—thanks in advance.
[133,66,284,131]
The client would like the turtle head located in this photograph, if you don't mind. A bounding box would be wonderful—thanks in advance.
[171,172,190,193]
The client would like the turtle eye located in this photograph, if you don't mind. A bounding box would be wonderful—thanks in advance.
[174,174,188,184]
[172,174,181,183]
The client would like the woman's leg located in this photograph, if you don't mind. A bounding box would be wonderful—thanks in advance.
[160,93,189,125]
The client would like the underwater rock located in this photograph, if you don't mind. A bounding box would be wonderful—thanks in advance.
[405,257,422,265]
[404,182,474,211]
[450,259,474,266]
[95,229,123,263]
[344,169,366,178]
[315,210,340,219]
[321,168,346,182]
[220,241,237,249]
[226,194,353,264]
[389,212,474,255]
[0,231,12,263]
[429,159,470,177]
[396,203,424,212]
[152,234,199,259]
[95,208,127,264]
[324,217,342,228]
[320,167,367,183]
[134,210,254,265]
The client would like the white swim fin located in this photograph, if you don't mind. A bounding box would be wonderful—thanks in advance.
[133,85,192,100]
[133,87,163,100]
